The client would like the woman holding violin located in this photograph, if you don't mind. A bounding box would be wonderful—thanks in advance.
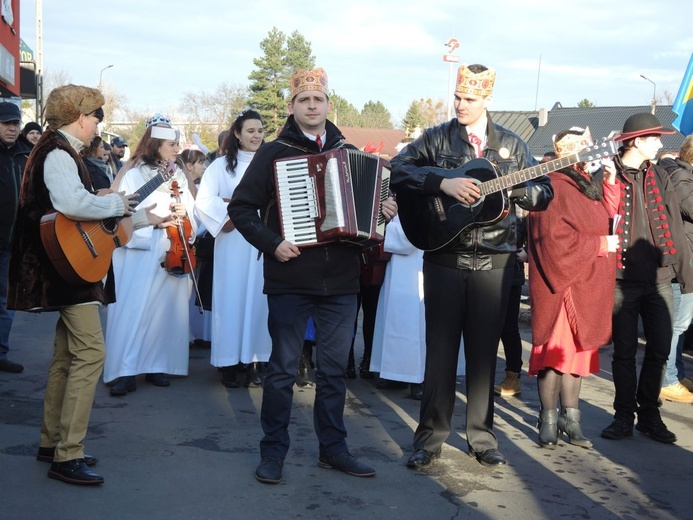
[104,122,197,396]
[194,110,271,388]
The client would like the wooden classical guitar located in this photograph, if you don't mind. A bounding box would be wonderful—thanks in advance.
[41,160,176,284]
[396,138,617,251]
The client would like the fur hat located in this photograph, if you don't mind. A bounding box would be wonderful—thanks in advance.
[45,84,105,130]
[455,64,495,97]
[614,112,676,142]
[290,68,329,100]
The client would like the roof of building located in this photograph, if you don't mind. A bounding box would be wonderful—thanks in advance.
[527,103,685,157]
[488,110,540,142]
[339,127,407,158]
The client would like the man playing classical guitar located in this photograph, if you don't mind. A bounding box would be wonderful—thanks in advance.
[391,64,553,468]
[7,85,167,485]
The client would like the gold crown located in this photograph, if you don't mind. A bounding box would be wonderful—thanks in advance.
[553,127,594,158]
[455,65,495,97]
[290,67,329,100]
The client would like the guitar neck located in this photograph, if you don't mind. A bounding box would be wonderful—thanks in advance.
[102,169,170,227]
[479,154,580,196]
[135,171,169,205]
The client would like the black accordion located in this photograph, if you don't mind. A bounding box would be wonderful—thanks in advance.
[274,148,391,248]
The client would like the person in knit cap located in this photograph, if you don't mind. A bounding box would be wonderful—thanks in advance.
[7,84,168,485]
[391,64,554,469]
[21,121,43,147]
[229,67,397,485]
[601,113,693,444]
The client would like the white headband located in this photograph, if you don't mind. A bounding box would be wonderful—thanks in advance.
[150,126,179,141]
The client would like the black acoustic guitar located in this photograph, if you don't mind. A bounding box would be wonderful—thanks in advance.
[396,138,618,251]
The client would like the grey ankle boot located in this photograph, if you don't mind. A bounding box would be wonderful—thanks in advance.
[558,407,593,449]
[538,408,558,448]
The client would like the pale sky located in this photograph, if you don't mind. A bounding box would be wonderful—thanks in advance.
[19,0,693,126]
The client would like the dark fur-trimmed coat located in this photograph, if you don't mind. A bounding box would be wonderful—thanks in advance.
[8,130,111,311]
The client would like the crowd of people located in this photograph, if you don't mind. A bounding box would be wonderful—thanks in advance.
[1,61,692,488]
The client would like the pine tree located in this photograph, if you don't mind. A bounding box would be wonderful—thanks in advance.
[248,28,316,138]
[402,101,424,136]
[248,28,288,138]
[361,100,393,129]
[330,92,363,127]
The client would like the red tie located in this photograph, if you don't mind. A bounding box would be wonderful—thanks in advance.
[469,133,482,158]
[315,134,323,151]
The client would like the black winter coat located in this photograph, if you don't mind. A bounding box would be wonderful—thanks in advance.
[660,156,693,250]
[228,116,361,295]
[0,138,32,249]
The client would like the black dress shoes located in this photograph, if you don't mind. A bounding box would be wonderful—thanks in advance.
[145,373,170,387]
[472,448,507,467]
[406,448,440,469]
[255,456,284,484]
[221,365,240,388]
[636,417,677,444]
[48,459,104,485]
[109,376,136,396]
[318,452,376,477]
[37,447,97,467]
[408,384,423,400]
[0,358,24,373]
[245,363,263,388]
[601,418,634,440]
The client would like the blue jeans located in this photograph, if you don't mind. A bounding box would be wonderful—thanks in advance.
[663,283,693,386]
[260,293,357,459]
[0,249,15,361]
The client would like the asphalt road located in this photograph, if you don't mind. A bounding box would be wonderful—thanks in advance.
[1,306,692,520]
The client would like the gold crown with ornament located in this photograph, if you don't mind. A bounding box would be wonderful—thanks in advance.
[553,127,594,158]
[455,65,495,97]
[290,67,329,100]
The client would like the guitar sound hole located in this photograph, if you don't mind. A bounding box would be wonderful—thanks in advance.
[102,220,117,232]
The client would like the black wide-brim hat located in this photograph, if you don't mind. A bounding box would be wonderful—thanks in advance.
[614,112,677,142]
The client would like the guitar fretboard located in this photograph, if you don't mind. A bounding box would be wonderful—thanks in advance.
[479,154,580,196]
[101,165,173,227]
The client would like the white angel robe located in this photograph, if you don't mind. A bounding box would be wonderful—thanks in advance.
[370,216,465,383]
[193,152,271,367]
[103,164,196,383]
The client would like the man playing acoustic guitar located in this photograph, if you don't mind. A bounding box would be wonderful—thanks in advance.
[391,64,554,468]
[7,85,168,485]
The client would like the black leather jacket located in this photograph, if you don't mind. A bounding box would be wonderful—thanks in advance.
[391,115,553,268]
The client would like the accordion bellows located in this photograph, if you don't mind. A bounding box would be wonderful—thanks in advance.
[274,149,391,248]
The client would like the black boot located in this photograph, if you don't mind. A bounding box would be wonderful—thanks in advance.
[538,408,558,449]
[346,346,356,379]
[296,341,315,388]
[359,353,374,379]
[245,362,263,388]
[558,407,592,449]
[220,365,240,388]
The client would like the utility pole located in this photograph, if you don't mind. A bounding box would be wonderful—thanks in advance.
[35,0,43,124]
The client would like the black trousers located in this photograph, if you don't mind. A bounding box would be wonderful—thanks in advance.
[611,280,673,422]
[500,283,523,373]
[415,260,513,453]
[260,293,357,459]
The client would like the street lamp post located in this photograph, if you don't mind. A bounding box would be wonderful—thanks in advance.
[443,38,460,121]
[99,65,114,90]
[640,74,657,115]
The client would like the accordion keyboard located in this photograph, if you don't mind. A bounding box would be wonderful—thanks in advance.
[275,157,320,245]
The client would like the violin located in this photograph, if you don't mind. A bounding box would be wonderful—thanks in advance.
[163,180,196,275]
